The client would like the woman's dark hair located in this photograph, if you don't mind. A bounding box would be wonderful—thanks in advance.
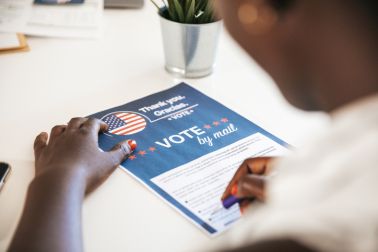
[269,0,294,12]
[269,0,377,27]
[357,0,378,25]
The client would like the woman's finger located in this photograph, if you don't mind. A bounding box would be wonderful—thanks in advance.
[107,139,137,168]
[81,118,108,136]
[239,199,251,214]
[237,174,266,201]
[222,159,252,200]
[49,125,66,143]
[84,139,137,195]
[245,157,271,175]
[222,157,272,200]
[34,132,48,160]
[67,117,87,130]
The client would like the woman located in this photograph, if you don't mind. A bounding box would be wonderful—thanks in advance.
[9,0,378,251]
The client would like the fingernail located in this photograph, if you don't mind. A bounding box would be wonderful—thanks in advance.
[127,140,137,151]
[231,184,238,196]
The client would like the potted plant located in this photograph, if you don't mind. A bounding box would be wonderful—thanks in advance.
[151,0,221,78]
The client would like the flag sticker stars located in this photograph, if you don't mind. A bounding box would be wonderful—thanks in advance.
[138,150,147,156]
[102,112,147,136]
[149,147,156,152]
[128,148,154,161]
[203,118,229,130]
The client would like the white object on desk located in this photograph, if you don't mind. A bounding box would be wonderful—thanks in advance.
[0,32,28,53]
[0,33,20,49]
[0,0,103,38]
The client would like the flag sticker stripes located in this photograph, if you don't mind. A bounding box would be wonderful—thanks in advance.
[102,112,147,136]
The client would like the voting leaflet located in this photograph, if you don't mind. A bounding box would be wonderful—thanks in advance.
[90,83,290,236]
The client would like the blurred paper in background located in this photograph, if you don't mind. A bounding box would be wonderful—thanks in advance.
[0,33,29,53]
[0,0,103,39]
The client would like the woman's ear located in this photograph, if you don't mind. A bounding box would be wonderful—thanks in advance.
[236,0,296,36]
[237,1,278,35]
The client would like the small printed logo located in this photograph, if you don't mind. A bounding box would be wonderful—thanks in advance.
[102,112,147,136]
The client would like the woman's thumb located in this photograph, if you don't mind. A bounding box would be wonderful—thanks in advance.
[109,139,137,165]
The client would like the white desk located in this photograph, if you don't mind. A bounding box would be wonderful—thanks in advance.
[0,4,329,252]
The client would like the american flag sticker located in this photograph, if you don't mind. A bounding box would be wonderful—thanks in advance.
[102,112,147,136]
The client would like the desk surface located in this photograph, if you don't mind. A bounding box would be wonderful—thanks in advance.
[0,4,329,252]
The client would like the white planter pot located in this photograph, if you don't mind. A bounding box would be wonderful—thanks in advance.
[159,13,222,78]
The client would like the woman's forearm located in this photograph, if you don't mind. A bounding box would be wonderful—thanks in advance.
[9,118,133,252]
[8,168,86,252]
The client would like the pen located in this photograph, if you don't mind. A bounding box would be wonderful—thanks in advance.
[222,195,241,209]
[222,184,241,209]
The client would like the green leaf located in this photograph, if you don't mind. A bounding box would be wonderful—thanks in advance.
[185,0,195,23]
[184,0,191,13]
[159,0,215,24]
[167,0,177,21]
[150,0,160,10]
[200,0,214,23]
[172,0,185,22]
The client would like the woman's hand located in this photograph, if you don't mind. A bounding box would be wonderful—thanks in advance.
[33,117,135,194]
[9,117,136,252]
[222,157,275,212]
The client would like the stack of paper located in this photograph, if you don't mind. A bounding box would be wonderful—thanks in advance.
[0,33,29,54]
[0,0,103,39]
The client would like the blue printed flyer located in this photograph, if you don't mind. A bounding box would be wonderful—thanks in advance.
[90,83,289,236]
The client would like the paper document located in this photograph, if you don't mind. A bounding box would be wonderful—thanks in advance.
[0,32,28,53]
[90,83,290,236]
[0,33,20,49]
[0,0,103,38]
